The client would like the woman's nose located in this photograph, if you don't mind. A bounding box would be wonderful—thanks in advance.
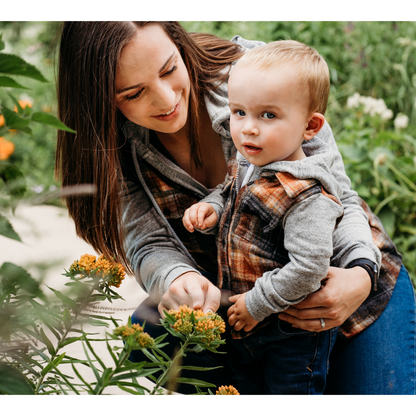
[151,81,176,113]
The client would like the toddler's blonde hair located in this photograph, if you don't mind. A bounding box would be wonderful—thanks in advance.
[235,40,330,115]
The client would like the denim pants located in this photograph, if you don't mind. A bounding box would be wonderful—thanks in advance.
[225,320,338,394]
[131,265,416,394]
[325,265,416,395]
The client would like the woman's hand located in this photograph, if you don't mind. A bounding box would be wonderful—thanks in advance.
[278,266,372,332]
[158,272,221,316]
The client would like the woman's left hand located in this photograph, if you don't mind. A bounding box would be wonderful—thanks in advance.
[278,266,372,332]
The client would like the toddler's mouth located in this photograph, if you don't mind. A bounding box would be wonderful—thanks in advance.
[243,143,262,155]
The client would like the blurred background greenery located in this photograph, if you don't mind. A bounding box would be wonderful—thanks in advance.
[0,21,415,285]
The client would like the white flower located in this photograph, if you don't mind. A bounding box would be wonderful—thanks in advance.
[31,185,45,194]
[394,113,409,129]
[398,37,411,46]
[347,93,393,120]
[347,92,361,108]
[381,109,393,120]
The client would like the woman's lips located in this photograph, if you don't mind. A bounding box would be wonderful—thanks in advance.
[152,101,181,122]
[243,143,262,155]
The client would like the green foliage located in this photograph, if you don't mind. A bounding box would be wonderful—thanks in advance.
[0,258,226,395]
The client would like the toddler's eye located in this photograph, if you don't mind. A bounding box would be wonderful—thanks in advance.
[262,112,275,119]
[235,110,246,117]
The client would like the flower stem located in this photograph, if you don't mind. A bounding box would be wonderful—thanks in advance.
[150,338,190,395]
[34,280,98,394]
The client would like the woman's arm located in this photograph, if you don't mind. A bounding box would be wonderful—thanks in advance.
[121,174,220,312]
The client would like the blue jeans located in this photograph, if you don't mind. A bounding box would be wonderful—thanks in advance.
[226,320,338,394]
[131,265,416,394]
[325,265,416,395]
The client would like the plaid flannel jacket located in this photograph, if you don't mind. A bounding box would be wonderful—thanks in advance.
[140,155,402,340]
[216,157,344,338]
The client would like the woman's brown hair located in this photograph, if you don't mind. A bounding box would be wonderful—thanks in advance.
[55,21,243,272]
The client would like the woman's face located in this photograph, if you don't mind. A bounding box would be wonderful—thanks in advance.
[115,24,191,134]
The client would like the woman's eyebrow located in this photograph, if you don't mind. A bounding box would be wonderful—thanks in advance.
[116,52,176,95]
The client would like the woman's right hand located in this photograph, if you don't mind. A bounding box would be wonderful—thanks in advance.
[158,272,221,316]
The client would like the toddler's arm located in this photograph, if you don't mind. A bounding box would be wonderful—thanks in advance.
[183,202,218,233]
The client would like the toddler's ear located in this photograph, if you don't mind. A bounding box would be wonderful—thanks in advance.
[303,113,325,141]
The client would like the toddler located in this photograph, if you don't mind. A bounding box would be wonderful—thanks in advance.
[183,40,343,394]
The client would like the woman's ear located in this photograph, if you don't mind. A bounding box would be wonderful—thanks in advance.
[303,113,325,141]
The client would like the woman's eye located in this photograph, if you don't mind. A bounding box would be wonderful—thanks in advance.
[125,88,144,101]
[162,65,177,77]
[262,112,275,119]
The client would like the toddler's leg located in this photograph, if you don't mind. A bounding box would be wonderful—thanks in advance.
[243,319,337,394]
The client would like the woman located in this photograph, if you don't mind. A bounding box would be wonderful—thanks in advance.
[56,21,416,394]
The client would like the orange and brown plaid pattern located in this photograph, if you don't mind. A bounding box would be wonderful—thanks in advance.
[339,199,402,338]
[140,160,218,276]
[216,156,339,296]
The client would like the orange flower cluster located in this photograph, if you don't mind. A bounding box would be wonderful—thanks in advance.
[216,385,240,395]
[0,136,15,160]
[69,254,126,288]
[169,305,226,345]
[113,322,155,348]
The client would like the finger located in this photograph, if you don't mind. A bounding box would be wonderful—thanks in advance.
[229,294,241,303]
[188,206,199,229]
[182,278,207,310]
[197,205,209,228]
[227,304,235,318]
[182,209,194,232]
[202,283,221,313]
[279,314,336,332]
[243,322,256,332]
[280,305,328,321]
[203,212,218,229]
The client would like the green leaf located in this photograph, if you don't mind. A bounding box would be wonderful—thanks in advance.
[63,307,72,331]
[0,362,35,395]
[174,377,216,388]
[0,262,44,299]
[58,336,83,349]
[0,34,4,51]
[0,213,22,242]
[41,352,66,377]
[116,383,144,395]
[0,75,28,89]
[1,107,31,131]
[31,112,76,133]
[0,53,47,82]
[178,365,223,372]
[40,327,55,355]
[0,162,27,204]
[47,286,78,312]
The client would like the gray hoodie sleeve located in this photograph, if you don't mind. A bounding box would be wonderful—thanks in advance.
[245,192,344,321]
[304,121,382,269]
[121,176,200,302]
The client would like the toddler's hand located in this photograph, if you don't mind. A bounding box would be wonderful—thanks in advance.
[227,293,259,332]
[183,202,218,233]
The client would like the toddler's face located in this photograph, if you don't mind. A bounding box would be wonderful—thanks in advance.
[228,63,311,166]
